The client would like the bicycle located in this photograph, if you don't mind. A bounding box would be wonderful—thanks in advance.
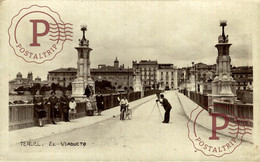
[120,105,132,120]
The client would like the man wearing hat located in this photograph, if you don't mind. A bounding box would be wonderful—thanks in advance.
[46,91,59,124]
[33,91,46,127]
[157,94,172,123]
[60,90,70,122]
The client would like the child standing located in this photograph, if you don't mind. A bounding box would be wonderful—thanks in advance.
[69,97,77,121]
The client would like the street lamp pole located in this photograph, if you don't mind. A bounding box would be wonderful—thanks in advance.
[192,62,197,93]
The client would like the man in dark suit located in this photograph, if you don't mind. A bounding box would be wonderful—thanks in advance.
[157,94,172,123]
[60,90,70,122]
[96,91,104,115]
[46,91,59,124]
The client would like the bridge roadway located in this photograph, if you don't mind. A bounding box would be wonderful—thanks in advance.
[9,91,253,161]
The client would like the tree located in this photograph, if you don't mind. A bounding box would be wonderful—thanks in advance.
[111,86,116,89]
[39,85,49,94]
[14,86,25,92]
[145,86,151,90]
[29,83,41,95]
[14,86,26,95]
[95,80,113,91]
[66,83,72,91]
[51,83,60,91]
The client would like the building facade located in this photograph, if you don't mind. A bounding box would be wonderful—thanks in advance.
[9,72,33,92]
[231,66,253,90]
[132,60,158,89]
[157,64,178,90]
[48,67,77,87]
[178,63,253,94]
[91,58,134,90]
[190,62,216,83]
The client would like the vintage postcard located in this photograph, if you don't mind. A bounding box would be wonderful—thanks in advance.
[0,0,260,161]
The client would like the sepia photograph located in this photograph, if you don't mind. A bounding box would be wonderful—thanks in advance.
[0,0,259,161]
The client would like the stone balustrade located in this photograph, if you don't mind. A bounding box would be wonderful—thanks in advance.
[9,90,161,131]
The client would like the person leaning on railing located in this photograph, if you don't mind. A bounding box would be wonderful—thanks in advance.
[33,91,47,127]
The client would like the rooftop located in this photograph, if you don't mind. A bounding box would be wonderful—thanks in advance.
[158,63,175,69]
[48,67,77,73]
[133,60,158,65]
[91,67,133,73]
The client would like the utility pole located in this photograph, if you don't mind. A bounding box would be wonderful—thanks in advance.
[127,66,130,100]
[192,62,197,93]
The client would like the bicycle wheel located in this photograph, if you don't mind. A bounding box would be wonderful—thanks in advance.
[120,111,124,120]
[126,109,132,120]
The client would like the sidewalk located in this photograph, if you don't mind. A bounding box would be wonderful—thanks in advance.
[9,94,157,146]
[176,92,253,143]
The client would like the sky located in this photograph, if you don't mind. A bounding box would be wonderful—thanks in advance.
[1,1,256,81]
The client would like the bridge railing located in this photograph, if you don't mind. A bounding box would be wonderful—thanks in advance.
[9,90,159,131]
[213,101,253,126]
[179,89,208,110]
[179,89,253,127]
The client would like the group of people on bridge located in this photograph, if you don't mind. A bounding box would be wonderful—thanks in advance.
[33,88,172,127]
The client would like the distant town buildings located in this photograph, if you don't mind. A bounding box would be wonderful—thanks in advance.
[132,60,158,89]
[132,60,178,90]
[9,72,33,92]
[190,62,216,83]
[9,72,48,93]
[10,61,253,94]
[48,67,77,87]
[157,64,178,90]
[231,66,253,90]
[91,57,134,90]
[177,62,253,93]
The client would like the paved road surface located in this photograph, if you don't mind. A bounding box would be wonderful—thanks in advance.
[9,91,254,161]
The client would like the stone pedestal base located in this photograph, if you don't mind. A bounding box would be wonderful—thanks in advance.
[207,94,236,113]
[87,77,95,93]
[134,83,142,92]
[212,76,236,95]
[71,78,87,101]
